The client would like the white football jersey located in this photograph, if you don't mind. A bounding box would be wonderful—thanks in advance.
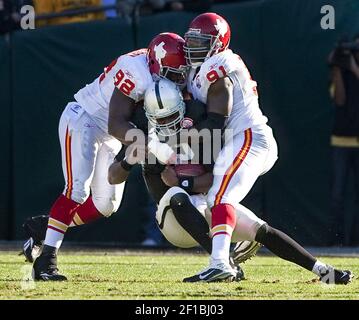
[187,49,268,135]
[74,49,153,133]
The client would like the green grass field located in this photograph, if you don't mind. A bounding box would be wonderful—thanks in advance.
[0,251,358,300]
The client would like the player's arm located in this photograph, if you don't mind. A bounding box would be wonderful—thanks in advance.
[189,77,233,147]
[108,161,131,185]
[109,88,176,164]
[108,145,130,185]
[108,143,146,185]
[206,76,233,117]
[193,77,233,131]
[108,88,146,145]
[161,166,214,194]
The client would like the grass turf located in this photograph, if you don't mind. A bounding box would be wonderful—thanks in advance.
[0,251,358,300]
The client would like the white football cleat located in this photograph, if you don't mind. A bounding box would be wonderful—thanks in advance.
[183,261,237,283]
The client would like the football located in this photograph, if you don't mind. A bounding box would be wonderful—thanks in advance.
[174,164,207,177]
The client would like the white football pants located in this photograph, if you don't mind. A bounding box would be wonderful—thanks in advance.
[58,102,124,217]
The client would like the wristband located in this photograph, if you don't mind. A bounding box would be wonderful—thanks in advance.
[178,176,194,193]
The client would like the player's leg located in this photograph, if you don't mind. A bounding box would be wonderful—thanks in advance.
[184,126,277,282]
[33,104,100,281]
[22,214,48,263]
[208,197,353,284]
[209,129,270,278]
[86,139,124,222]
[233,203,353,284]
[157,187,212,253]
[255,223,352,284]
[24,138,122,264]
[231,204,324,276]
[157,187,245,281]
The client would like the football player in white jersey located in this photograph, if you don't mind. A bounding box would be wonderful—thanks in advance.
[180,13,353,284]
[31,32,188,281]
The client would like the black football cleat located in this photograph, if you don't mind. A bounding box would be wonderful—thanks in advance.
[319,267,353,285]
[231,240,262,265]
[22,237,42,263]
[21,215,49,262]
[32,253,67,281]
[23,214,49,244]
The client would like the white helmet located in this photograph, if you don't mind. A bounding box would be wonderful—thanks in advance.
[144,78,185,137]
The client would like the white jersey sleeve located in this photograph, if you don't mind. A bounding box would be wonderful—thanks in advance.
[188,49,257,103]
[187,49,267,134]
[74,50,153,133]
[112,50,153,102]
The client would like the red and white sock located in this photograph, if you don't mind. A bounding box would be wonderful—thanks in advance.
[69,196,103,227]
[210,204,237,264]
[44,195,80,249]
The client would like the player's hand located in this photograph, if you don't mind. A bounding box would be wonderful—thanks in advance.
[161,166,179,187]
[147,136,176,165]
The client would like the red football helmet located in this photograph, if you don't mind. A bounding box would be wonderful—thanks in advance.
[147,33,188,88]
[184,12,231,67]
